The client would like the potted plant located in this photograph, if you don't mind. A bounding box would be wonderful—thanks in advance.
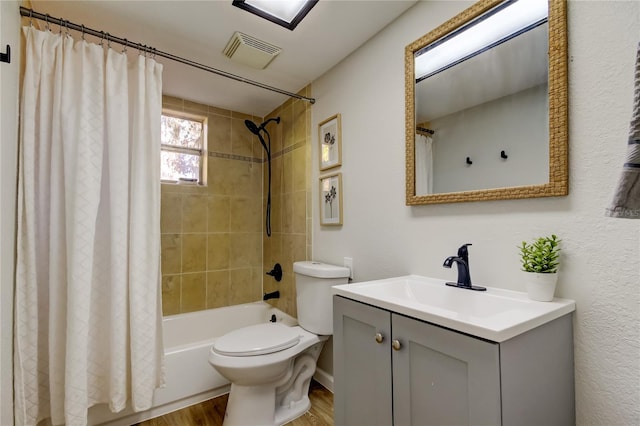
[518,234,561,301]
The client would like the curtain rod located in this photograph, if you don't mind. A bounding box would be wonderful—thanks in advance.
[19,6,316,105]
[416,126,434,135]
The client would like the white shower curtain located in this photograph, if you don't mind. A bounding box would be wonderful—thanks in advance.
[415,133,433,195]
[14,26,164,426]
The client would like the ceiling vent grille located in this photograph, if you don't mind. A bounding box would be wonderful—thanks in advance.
[223,31,282,69]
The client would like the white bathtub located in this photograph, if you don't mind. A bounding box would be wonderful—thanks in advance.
[89,301,296,425]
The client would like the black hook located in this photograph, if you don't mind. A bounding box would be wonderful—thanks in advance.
[266,263,282,282]
[0,45,10,64]
[466,157,473,165]
[500,150,508,159]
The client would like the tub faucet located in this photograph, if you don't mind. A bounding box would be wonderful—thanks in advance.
[443,243,486,291]
[263,290,280,301]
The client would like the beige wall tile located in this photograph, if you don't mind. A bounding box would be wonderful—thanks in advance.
[161,275,181,316]
[208,158,252,196]
[269,115,283,155]
[182,234,207,272]
[266,233,282,267]
[271,156,283,196]
[292,146,306,192]
[230,197,262,233]
[161,234,182,275]
[231,117,253,157]
[292,190,306,235]
[161,192,182,234]
[208,114,232,154]
[209,105,231,117]
[270,193,282,234]
[162,95,183,109]
[281,104,294,149]
[251,162,264,198]
[230,197,250,232]
[281,192,293,234]
[182,195,207,233]
[184,99,208,115]
[208,195,230,232]
[229,268,260,305]
[207,233,230,270]
[293,100,307,144]
[181,272,207,312]
[283,151,293,195]
[229,233,261,268]
[207,270,230,308]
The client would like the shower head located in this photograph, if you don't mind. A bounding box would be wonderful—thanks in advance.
[245,119,261,135]
[244,117,281,135]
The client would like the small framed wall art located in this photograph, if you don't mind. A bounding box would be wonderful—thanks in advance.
[320,173,343,226]
[318,113,342,171]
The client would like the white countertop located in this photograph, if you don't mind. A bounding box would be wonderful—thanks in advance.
[332,275,575,342]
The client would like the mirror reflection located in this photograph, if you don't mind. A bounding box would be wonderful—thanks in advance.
[405,0,568,204]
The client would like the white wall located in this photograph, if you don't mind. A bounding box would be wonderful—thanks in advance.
[312,1,639,424]
[0,1,20,425]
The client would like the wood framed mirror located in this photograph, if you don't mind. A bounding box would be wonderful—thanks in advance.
[405,0,567,205]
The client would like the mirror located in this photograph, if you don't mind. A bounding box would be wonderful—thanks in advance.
[405,0,567,205]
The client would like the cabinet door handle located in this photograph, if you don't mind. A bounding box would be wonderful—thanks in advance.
[375,332,384,343]
[392,339,402,351]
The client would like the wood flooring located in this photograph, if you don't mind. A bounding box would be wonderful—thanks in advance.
[134,380,333,426]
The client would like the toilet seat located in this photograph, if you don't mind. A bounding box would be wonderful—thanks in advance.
[213,323,302,357]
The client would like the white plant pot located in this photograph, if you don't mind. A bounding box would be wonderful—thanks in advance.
[524,272,558,302]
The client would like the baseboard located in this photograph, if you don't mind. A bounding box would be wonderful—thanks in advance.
[313,367,334,393]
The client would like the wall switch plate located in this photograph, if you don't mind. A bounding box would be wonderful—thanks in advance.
[343,257,354,280]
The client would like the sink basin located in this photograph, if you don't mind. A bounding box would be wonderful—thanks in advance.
[332,275,575,342]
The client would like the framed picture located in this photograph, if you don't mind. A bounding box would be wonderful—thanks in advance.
[318,113,342,170]
[320,173,343,226]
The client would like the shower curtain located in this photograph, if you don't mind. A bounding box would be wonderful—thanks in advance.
[415,133,433,195]
[14,26,164,426]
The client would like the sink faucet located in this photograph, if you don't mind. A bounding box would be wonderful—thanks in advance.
[443,243,486,291]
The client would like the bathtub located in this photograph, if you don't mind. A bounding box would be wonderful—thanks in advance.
[89,301,296,425]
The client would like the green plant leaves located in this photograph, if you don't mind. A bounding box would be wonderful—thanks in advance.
[519,234,561,273]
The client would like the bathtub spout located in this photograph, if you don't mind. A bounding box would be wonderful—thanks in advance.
[263,290,280,301]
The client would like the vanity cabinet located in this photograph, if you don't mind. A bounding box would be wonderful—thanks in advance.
[333,295,575,426]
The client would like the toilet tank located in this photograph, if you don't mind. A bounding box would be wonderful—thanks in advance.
[293,261,350,335]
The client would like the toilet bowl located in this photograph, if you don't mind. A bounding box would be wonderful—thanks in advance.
[208,261,350,426]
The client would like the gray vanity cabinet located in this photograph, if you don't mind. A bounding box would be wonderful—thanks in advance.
[333,295,575,426]
[333,294,393,426]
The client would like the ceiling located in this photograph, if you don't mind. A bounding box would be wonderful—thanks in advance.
[31,0,418,117]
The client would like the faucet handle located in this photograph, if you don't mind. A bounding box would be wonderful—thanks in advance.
[457,243,472,258]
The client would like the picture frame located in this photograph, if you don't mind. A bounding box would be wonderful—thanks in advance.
[318,113,342,170]
[319,173,343,226]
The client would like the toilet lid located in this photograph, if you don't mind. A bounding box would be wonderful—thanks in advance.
[212,323,301,357]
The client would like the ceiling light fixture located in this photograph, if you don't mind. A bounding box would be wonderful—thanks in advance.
[232,0,318,31]
[415,0,548,81]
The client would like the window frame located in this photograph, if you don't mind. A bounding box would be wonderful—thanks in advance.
[160,109,208,185]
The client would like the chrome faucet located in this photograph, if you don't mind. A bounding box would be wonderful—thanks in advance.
[443,243,486,291]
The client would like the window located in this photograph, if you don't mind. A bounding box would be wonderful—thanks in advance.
[161,111,207,185]
[232,0,318,31]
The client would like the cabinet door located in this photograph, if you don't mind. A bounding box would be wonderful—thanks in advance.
[392,314,501,426]
[333,296,393,426]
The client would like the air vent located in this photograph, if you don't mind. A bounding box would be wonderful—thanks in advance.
[223,31,282,69]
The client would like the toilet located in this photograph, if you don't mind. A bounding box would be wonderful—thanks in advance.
[208,261,350,426]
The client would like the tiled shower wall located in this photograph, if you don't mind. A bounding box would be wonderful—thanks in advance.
[160,96,265,315]
[262,86,313,318]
